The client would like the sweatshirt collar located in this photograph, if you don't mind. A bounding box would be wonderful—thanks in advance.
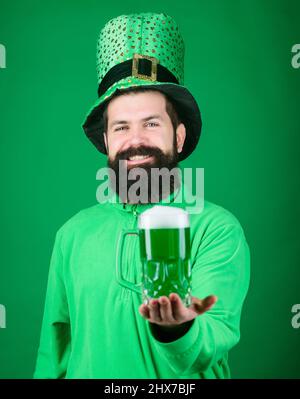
[107,181,187,215]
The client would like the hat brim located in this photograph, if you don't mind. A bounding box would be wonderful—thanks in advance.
[82,77,202,162]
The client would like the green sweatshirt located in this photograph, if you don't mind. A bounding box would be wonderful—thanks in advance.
[33,182,250,379]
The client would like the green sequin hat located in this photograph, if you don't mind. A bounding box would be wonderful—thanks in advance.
[82,12,202,162]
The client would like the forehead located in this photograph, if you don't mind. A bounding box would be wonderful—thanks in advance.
[107,90,167,119]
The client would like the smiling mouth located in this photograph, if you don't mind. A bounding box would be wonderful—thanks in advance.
[126,155,154,165]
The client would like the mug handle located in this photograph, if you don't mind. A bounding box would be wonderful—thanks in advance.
[116,229,143,295]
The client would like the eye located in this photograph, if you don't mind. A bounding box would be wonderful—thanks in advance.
[146,122,159,127]
[114,126,128,132]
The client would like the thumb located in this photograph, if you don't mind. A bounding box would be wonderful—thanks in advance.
[189,295,218,315]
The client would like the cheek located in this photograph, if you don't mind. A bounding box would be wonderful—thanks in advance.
[107,136,124,157]
[148,131,169,148]
[159,131,174,151]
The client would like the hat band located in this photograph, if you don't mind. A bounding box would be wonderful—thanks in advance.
[97,56,179,98]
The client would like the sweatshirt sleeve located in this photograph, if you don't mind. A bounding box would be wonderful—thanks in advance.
[146,218,251,376]
[33,229,71,379]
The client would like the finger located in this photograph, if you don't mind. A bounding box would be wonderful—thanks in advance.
[149,299,162,322]
[169,293,187,322]
[203,295,218,309]
[139,304,150,319]
[158,296,176,324]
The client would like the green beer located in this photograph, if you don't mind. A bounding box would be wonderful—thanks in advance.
[138,206,192,306]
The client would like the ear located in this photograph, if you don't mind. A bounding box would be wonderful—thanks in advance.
[176,123,186,153]
[103,132,108,152]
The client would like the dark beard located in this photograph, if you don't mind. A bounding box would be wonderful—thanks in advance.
[107,138,181,204]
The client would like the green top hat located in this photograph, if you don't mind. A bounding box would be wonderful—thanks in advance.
[82,12,202,162]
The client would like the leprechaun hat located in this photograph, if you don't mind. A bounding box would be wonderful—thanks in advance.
[82,12,202,162]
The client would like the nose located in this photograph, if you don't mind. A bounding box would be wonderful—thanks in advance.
[126,125,148,148]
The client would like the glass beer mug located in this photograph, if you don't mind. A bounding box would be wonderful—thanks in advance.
[116,205,192,307]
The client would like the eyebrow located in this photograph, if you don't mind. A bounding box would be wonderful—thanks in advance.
[110,115,163,128]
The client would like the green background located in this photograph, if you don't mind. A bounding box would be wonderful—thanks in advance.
[0,0,299,378]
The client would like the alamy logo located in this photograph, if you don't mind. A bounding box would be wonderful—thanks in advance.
[0,43,6,69]
[0,304,6,328]
[291,44,300,69]
[96,164,204,214]
[291,304,300,329]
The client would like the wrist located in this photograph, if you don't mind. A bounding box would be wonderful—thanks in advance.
[149,319,194,343]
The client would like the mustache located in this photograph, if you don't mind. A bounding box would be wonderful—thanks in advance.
[114,146,164,161]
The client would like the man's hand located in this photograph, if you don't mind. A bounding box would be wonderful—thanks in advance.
[139,293,218,327]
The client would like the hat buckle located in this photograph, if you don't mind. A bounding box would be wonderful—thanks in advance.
[132,53,158,81]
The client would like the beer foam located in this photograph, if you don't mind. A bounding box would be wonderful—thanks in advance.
[138,205,189,229]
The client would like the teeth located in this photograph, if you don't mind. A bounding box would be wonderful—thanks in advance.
[128,155,150,161]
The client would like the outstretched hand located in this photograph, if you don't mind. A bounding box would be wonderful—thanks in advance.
[139,293,218,327]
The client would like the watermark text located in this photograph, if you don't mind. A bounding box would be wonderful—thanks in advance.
[0,44,6,69]
[291,44,300,69]
[0,304,6,328]
[96,163,204,214]
[291,304,300,329]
